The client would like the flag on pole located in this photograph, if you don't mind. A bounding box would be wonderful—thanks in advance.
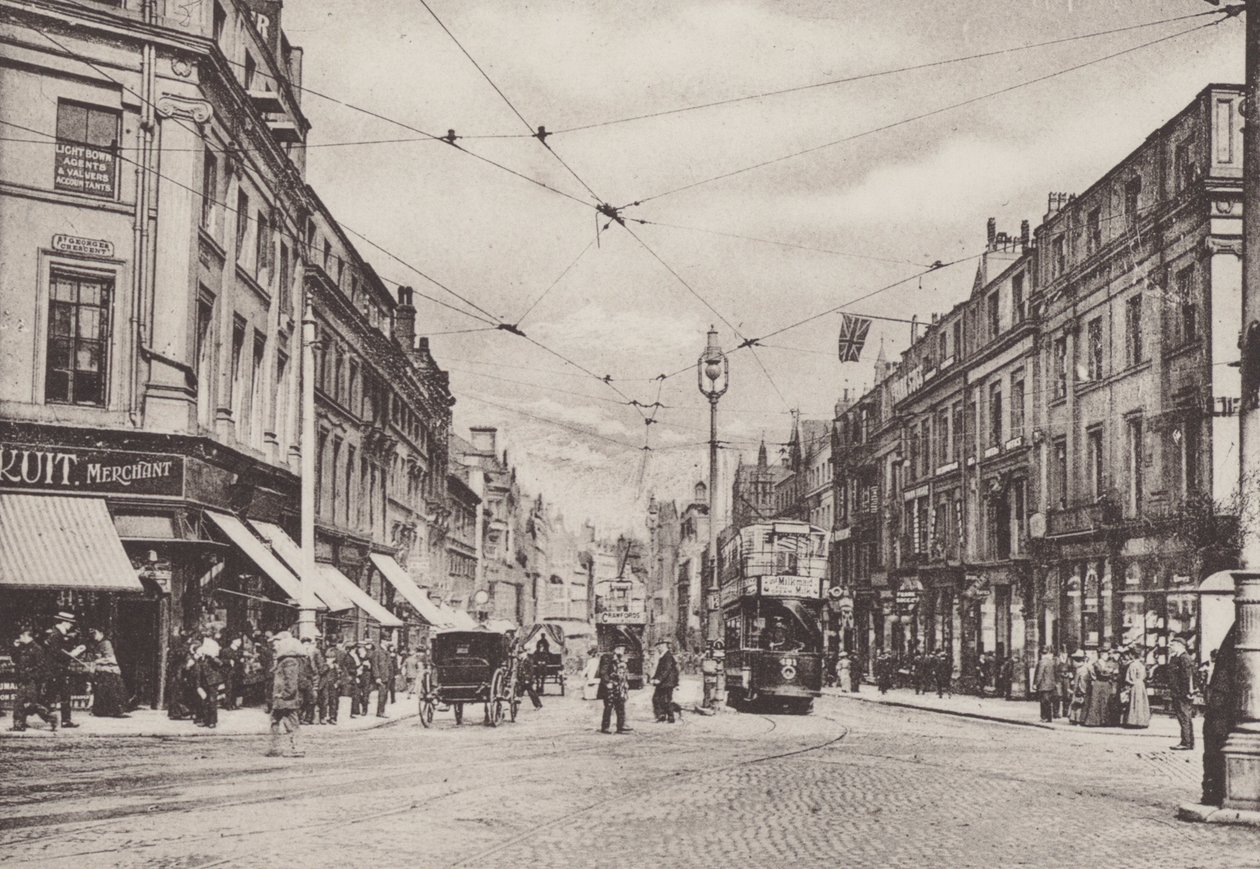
[837,314,872,362]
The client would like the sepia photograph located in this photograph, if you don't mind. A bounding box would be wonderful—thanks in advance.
[1,0,1260,865]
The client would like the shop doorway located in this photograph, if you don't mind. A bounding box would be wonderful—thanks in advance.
[116,597,160,709]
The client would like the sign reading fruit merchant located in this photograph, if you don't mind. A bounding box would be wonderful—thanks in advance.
[0,443,184,496]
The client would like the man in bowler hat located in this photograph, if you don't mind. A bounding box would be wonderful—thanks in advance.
[44,612,85,728]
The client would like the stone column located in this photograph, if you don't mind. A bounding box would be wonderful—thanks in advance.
[1223,573,1260,810]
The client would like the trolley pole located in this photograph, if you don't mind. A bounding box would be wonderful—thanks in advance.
[697,327,729,709]
[298,289,319,641]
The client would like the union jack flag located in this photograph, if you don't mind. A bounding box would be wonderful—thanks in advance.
[837,314,872,363]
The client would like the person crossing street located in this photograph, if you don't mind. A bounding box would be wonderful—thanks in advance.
[650,639,680,723]
[10,627,57,732]
[598,646,632,734]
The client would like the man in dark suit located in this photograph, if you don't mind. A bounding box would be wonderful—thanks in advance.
[651,640,680,723]
[10,627,57,731]
[597,648,631,734]
[1167,636,1198,750]
[44,612,85,728]
[367,640,392,717]
[1033,647,1058,723]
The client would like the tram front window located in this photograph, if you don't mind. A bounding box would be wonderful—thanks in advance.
[754,601,820,652]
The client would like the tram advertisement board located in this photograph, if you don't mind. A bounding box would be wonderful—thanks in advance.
[757,575,824,599]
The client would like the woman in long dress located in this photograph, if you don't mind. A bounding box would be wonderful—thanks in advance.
[1083,650,1121,727]
[87,628,129,717]
[1121,649,1151,728]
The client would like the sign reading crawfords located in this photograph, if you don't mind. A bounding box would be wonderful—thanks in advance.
[0,443,184,496]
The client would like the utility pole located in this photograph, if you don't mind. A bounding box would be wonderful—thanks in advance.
[698,327,729,709]
[1224,0,1260,813]
[298,289,319,641]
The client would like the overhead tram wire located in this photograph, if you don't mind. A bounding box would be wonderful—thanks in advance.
[415,0,605,205]
[549,8,1231,136]
[516,237,597,325]
[23,30,659,412]
[623,17,1231,208]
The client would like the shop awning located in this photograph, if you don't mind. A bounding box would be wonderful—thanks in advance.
[369,552,451,627]
[205,511,325,610]
[249,521,355,613]
[315,563,402,628]
[0,494,143,592]
[444,605,479,629]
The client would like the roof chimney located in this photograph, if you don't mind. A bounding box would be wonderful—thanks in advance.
[1020,219,1031,250]
[986,217,996,250]
[395,286,416,351]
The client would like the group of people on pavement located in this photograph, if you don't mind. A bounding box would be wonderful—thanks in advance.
[9,612,129,731]
[872,649,953,698]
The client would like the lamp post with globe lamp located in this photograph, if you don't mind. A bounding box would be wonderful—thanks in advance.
[697,326,729,709]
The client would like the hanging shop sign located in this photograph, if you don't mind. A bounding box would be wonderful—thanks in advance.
[757,575,824,599]
[0,443,184,496]
[51,234,115,259]
[599,610,647,625]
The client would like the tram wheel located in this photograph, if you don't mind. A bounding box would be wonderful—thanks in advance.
[453,703,464,725]
[419,699,435,728]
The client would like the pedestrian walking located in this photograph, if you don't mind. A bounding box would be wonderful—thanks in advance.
[44,612,85,728]
[266,632,310,757]
[582,645,602,701]
[403,648,421,697]
[343,642,371,717]
[1054,649,1075,719]
[221,636,244,709]
[597,647,632,734]
[850,651,863,693]
[9,627,57,732]
[299,636,321,724]
[386,641,401,704]
[876,651,893,695]
[1167,636,1197,750]
[368,640,392,718]
[1068,650,1090,725]
[1082,648,1121,727]
[836,653,852,693]
[194,638,222,729]
[1120,647,1151,729]
[513,645,543,710]
[319,647,342,724]
[1033,647,1058,723]
[933,651,952,698]
[650,639,680,723]
[86,628,128,718]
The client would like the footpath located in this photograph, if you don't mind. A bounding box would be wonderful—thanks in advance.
[823,684,1198,742]
[1,693,416,739]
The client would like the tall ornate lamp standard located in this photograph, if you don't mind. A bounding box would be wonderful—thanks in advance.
[698,326,729,709]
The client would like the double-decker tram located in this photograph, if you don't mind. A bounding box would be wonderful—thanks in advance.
[720,521,829,714]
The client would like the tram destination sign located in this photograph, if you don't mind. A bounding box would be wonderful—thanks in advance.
[0,443,184,496]
[756,575,824,599]
[599,610,646,625]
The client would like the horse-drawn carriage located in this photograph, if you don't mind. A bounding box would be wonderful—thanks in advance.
[418,628,519,728]
[522,623,566,696]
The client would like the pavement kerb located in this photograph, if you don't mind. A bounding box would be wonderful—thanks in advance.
[0,708,418,740]
[1177,803,1260,828]
[827,690,1053,730]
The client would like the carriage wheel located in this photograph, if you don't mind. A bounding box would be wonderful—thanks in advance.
[487,698,504,727]
[453,703,464,725]
[419,698,435,728]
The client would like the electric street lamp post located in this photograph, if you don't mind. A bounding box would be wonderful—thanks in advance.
[698,327,729,710]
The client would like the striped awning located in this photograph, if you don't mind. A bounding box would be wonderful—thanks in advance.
[250,521,354,612]
[0,495,143,592]
[369,552,451,627]
[205,511,325,610]
[315,563,402,628]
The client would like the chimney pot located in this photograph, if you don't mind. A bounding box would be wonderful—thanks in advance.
[986,217,996,248]
[1020,219,1030,249]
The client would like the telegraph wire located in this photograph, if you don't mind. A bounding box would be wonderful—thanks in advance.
[415,0,605,205]
[625,18,1228,207]
[551,8,1230,136]
[516,237,597,325]
[447,366,659,407]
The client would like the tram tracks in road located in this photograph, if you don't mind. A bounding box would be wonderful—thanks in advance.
[0,704,724,863]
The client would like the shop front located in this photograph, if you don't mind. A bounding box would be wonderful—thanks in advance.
[960,564,1028,696]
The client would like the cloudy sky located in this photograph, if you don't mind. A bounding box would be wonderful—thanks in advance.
[282,0,1242,536]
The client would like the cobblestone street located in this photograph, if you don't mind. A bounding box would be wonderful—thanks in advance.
[2,682,1256,868]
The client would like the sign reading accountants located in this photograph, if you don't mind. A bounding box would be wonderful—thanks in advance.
[0,443,184,496]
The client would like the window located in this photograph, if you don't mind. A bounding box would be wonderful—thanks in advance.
[921,419,932,478]
[917,498,929,554]
[1126,295,1144,366]
[244,53,257,90]
[274,350,289,448]
[1087,425,1104,500]
[201,150,218,230]
[255,211,271,283]
[331,438,342,518]
[278,241,291,314]
[966,398,977,458]
[1127,417,1144,515]
[1087,317,1104,381]
[315,431,327,516]
[1175,137,1197,192]
[952,402,963,460]
[54,101,120,199]
[1054,336,1068,397]
[195,292,215,425]
[322,239,333,274]
[1054,438,1068,508]
[952,320,962,359]
[213,1,227,42]
[1012,274,1025,324]
[1125,176,1142,222]
[1086,208,1101,255]
[1176,266,1198,345]
[988,381,1002,448]
[987,292,1000,339]
[1180,421,1201,499]
[45,271,112,406]
[1010,376,1025,436]
[938,331,948,363]
[229,318,245,420]
[235,190,250,260]
[1051,235,1066,277]
[249,331,266,447]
